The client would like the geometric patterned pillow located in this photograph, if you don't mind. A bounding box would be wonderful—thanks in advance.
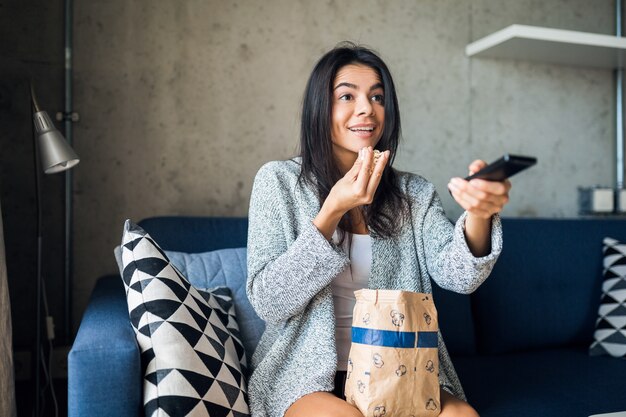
[120,220,250,416]
[589,237,626,358]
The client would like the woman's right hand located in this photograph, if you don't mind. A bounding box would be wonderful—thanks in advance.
[313,147,390,240]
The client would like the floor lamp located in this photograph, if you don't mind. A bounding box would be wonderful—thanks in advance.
[30,83,79,416]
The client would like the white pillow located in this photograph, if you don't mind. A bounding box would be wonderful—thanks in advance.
[589,237,626,358]
[120,220,250,416]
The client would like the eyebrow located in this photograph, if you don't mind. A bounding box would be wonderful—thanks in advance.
[333,82,384,92]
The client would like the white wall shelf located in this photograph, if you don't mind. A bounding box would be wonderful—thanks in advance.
[466,24,626,69]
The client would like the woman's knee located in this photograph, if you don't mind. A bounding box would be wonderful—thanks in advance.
[285,391,364,417]
[439,389,480,417]
[440,406,479,417]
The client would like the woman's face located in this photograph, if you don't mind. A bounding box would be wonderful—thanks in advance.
[331,64,385,163]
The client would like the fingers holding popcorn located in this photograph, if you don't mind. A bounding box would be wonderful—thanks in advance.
[317,147,390,237]
[370,149,383,174]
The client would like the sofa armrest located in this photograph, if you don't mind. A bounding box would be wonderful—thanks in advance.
[69,275,142,417]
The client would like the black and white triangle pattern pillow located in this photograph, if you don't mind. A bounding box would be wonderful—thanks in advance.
[590,237,626,358]
[120,220,250,417]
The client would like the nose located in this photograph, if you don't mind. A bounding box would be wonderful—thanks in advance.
[356,95,374,116]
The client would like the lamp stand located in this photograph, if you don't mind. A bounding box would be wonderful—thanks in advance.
[31,103,43,417]
[30,82,79,417]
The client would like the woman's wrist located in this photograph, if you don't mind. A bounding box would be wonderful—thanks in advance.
[464,212,492,257]
[313,200,345,241]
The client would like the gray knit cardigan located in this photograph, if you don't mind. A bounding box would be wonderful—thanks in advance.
[246,158,502,417]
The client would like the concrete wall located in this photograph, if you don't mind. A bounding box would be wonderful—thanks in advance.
[73,0,616,328]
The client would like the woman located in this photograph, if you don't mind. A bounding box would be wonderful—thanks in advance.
[246,42,510,417]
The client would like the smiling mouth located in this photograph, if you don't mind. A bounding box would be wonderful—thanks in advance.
[348,126,375,132]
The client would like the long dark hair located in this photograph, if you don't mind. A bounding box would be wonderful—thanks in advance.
[298,42,409,239]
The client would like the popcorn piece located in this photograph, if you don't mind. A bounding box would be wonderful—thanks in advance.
[370,150,383,175]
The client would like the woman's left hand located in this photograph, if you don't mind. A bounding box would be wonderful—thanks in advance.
[447,159,512,219]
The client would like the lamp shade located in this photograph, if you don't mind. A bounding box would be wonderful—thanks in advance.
[32,110,79,174]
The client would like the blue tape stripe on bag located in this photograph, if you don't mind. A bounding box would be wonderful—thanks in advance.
[417,331,438,348]
[352,327,438,348]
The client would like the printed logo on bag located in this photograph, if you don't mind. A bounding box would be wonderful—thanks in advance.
[390,310,405,326]
[372,353,384,368]
[357,380,366,393]
[425,399,438,411]
[373,405,386,417]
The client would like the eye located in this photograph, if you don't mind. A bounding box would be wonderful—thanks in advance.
[371,94,385,104]
[339,93,353,101]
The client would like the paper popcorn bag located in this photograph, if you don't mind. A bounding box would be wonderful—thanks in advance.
[344,289,440,417]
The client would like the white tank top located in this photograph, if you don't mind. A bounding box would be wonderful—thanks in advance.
[331,231,372,371]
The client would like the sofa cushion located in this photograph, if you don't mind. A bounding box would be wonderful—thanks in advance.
[166,248,265,361]
[589,237,626,358]
[120,220,250,416]
[453,347,626,417]
[431,283,476,355]
[138,216,248,253]
[472,218,626,354]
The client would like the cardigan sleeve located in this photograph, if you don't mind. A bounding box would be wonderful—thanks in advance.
[246,162,350,324]
[419,184,503,294]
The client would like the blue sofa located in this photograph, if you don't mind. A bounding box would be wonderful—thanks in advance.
[69,217,626,417]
